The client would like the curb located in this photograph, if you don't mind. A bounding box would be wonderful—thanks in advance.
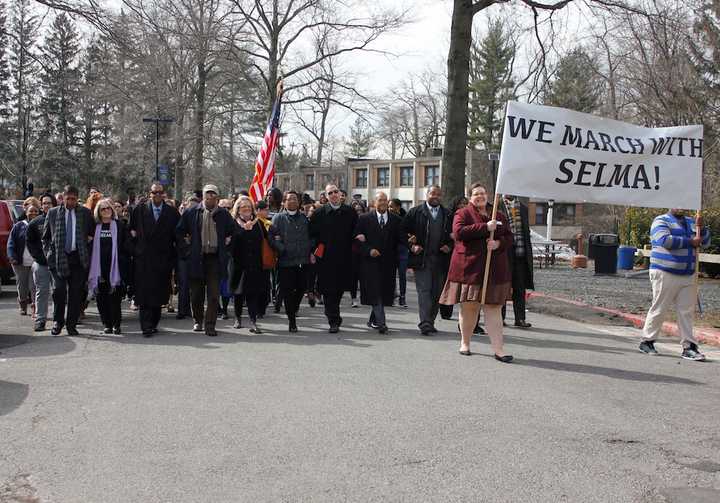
[528,292,720,347]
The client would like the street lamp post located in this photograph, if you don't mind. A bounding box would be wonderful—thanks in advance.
[142,117,175,183]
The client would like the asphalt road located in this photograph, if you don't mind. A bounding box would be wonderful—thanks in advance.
[1,288,719,503]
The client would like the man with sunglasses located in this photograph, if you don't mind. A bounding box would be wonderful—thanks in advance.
[309,183,358,333]
[129,182,180,336]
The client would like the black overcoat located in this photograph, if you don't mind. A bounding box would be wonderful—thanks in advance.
[354,210,402,306]
[229,220,270,296]
[503,201,535,291]
[129,201,181,307]
[309,203,358,294]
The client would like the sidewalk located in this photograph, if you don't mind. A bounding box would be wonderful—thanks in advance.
[529,291,720,347]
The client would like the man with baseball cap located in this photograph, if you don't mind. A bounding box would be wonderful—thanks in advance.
[175,184,235,336]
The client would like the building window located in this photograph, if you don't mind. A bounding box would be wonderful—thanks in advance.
[377,167,390,187]
[355,168,367,188]
[535,203,547,225]
[424,165,439,187]
[554,203,576,225]
[399,166,413,187]
[305,174,314,192]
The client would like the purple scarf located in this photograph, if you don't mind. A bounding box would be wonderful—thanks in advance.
[88,220,121,294]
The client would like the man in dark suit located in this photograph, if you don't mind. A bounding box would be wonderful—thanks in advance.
[42,185,94,336]
[401,186,454,335]
[175,184,235,337]
[309,183,358,333]
[502,195,534,328]
[354,191,403,334]
[129,182,181,336]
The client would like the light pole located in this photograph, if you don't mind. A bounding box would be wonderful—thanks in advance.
[546,199,555,241]
[142,117,175,183]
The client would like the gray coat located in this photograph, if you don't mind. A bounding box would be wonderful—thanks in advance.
[269,211,314,268]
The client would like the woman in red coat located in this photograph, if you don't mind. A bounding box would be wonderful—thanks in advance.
[440,183,514,362]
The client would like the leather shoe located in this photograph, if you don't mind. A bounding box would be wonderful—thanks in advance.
[142,329,154,337]
[113,327,122,335]
[329,325,339,334]
[494,354,514,363]
[206,327,218,337]
[51,323,63,336]
[378,325,388,334]
[514,321,532,329]
[193,323,203,332]
[103,327,113,335]
[66,326,79,336]
[34,321,46,332]
[459,350,472,356]
[421,327,433,336]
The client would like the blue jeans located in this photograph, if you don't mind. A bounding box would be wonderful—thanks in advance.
[32,262,52,323]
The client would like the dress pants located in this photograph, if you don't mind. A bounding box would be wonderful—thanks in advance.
[235,293,263,323]
[279,266,307,320]
[51,252,87,329]
[96,282,123,329]
[414,255,446,330]
[502,255,529,323]
[139,306,162,332]
[176,258,192,317]
[190,254,220,328]
[322,291,344,327]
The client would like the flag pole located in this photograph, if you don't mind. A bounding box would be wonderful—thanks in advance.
[695,160,704,316]
[480,192,501,305]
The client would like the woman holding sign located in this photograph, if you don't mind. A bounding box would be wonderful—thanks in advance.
[440,184,514,362]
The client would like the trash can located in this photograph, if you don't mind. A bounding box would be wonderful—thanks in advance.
[617,246,637,270]
[589,234,619,275]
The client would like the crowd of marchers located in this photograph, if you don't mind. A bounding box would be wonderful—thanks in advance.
[6,180,711,362]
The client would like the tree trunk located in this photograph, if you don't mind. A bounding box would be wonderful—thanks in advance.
[193,61,206,190]
[174,114,185,198]
[441,0,475,199]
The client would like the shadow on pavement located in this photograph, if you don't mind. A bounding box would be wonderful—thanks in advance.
[513,358,703,385]
[0,380,29,416]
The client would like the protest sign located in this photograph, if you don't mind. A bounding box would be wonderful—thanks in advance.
[496,102,703,209]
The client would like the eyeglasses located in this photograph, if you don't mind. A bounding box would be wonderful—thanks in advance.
[151,191,164,195]
[100,206,112,211]
[327,190,340,195]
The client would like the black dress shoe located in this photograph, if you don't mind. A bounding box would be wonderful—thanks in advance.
[113,327,122,335]
[34,322,46,332]
[51,323,63,336]
[514,321,532,329]
[329,325,339,334]
[206,327,218,337]
[151,328,158,334]
[143,330,154,338]
[459,350,472,356]
[103,327,113,334]
[421,327,433,336]
[289,320,298,333]
[378,325,388,334]
[430,327,438,334]
[494,354,514,363]
[66,326,79,336]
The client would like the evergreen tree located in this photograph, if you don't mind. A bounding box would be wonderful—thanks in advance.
[543,47,604,114]
[0,1,13,176]
[38,12,81,185]
[346,116,374,157]
[8,0,39,192]
[468,19,515,152]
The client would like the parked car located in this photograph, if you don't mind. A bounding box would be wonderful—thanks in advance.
[0,200,26,284]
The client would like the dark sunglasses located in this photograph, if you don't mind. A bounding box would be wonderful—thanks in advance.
[327,190,340,195]
[151,190,164,195]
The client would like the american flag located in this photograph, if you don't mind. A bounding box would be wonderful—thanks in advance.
[249,97,282,203]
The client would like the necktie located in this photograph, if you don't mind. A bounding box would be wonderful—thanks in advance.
[380,213,385,228]
[431,207,438,220]
[154,206,160,221]
[65,210,74,253]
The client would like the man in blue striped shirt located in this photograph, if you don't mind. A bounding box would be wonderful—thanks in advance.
[640,209,710,361]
